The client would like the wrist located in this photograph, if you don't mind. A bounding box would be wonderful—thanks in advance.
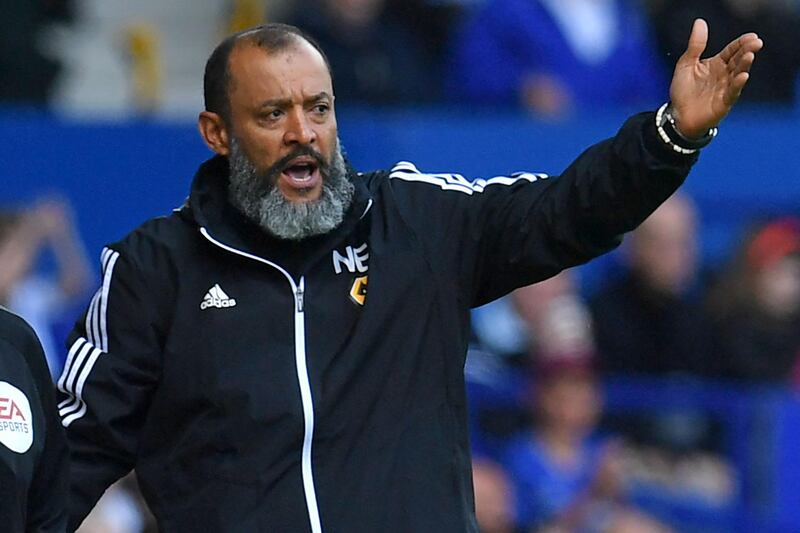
[656,102,718,154]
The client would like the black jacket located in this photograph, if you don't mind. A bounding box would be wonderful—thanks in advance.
[0,308,68,532]
[60,112,695,532]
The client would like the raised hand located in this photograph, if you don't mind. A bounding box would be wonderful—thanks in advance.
[669,19,763,139]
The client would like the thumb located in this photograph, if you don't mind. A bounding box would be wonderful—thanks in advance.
[681,18,708,64]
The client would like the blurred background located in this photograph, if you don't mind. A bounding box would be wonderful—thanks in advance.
[2,0,800,531]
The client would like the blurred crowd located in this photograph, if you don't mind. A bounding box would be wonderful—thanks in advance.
[3,0,800,113]
[0,199,91,377]
[466,194,800,532]
[3,1,800,532]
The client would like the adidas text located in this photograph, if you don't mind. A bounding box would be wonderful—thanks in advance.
[201,284,237,310]
[201,298,237,310]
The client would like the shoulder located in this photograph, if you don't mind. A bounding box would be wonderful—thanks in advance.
[0,307,45,370]
[359,162,478,227]
[0,307,38,347]
[118,209,193,249]
[384,161,547,196]
[108,210,193,271]
[357,163,475,215]
[386,161,476,194]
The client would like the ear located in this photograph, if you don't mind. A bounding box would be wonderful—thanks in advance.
[198,111,230,156]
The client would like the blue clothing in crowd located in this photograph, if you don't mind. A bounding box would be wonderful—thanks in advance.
[445,0,666,109]
[500,432,611,530]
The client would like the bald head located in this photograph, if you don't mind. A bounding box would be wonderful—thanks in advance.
[628,193,698,294]
[203,23,331,123]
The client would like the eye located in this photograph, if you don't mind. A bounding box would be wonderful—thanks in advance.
[260,109,283,122]
[312,103,330,115]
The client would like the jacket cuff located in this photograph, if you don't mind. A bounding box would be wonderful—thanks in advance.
[641,110,700,168]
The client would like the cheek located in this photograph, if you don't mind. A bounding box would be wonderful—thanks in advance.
[235,121,284,161]
[247,137,285,170]
[317,124,338,151]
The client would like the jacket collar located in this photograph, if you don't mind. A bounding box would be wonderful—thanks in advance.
[187,155,373,277]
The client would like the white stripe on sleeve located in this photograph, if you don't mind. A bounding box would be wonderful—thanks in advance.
[99,251,120,352]
[85,290,101,348]
[58,340,93,413]
[57,337,87,407]
[58,247,120,427]
[59,346,102,422]
[389,161,548,196]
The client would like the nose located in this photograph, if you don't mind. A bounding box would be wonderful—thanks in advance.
[283,107,316,146]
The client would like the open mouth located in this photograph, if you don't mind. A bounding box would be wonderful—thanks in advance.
[280,156,321,190]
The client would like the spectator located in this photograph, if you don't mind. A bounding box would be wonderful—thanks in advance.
[0,199,91,377]
[470,270,577,362]
[466,272,582,457]
[445,0,666,116]
[648,0,800,105]
[588,193,724,455]
[285,0,438,104]
[590,193,715,377]
[707,217,800,384]
[500,341,672,532]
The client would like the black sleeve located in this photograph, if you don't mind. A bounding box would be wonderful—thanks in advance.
[386,111,696,306]
[57,241,167,531]
[19,316,70,532]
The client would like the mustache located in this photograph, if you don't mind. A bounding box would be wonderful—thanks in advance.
[262,146,329,183]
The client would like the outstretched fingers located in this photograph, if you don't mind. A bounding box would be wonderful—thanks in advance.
[724,46,761,105]
[719,32,762,65]
[725,38,762,84]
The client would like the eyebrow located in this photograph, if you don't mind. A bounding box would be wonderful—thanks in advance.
[257,92,332,109]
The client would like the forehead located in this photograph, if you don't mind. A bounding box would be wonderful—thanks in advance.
[227,40,332,106]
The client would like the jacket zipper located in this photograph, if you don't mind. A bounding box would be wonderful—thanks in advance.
[199,228,322,533]
[296,282,305,312]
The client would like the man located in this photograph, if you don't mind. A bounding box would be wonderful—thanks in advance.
[591,193,714,377]
[0,307,68,531]
[590,194,719,453]
[59,21,762,532]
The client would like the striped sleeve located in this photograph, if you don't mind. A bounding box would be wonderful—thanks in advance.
[384,114,691,305]
[58,245,163,530]
[57,247,119,427]
[389,161,549,195]
[386,159,568,305]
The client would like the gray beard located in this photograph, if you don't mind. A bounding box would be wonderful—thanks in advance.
[227,137,354,241]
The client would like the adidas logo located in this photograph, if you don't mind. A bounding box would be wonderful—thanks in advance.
[200,284,237,310]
